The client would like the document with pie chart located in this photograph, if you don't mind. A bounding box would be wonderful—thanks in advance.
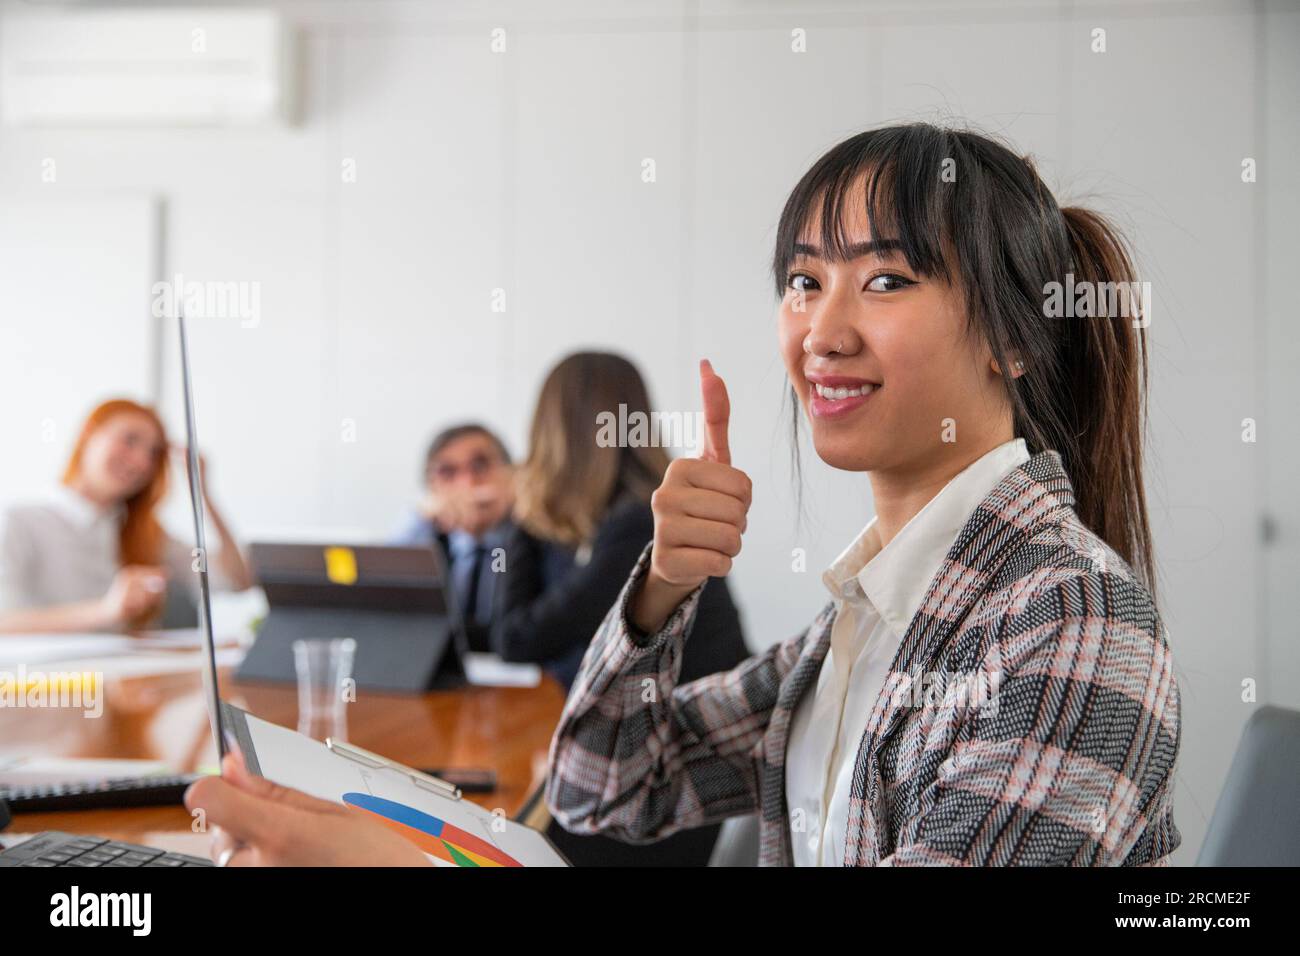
[227,705,568,867]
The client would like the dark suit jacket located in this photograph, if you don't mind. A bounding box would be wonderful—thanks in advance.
[409,525,503,654]
[490,496,747,690]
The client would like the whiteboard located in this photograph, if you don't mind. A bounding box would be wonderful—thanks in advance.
[0,196,156,504]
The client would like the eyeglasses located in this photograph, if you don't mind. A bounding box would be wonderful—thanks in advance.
[428,454,500,483]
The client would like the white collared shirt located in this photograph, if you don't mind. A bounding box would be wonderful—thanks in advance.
[0,486,211,626]
[785,437,1031,866]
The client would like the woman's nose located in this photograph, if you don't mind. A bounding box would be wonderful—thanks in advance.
[804,318,860,356]
[803,285,862,356]
[126,450,153,475]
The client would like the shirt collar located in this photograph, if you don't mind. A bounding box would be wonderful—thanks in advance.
[448,520,510,558]
[48,484,123,530]
[822,437,1031,637]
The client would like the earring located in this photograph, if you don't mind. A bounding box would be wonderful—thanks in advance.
[1014,359,1025,372]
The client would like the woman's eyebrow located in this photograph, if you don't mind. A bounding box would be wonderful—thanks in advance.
[792,238,904,260]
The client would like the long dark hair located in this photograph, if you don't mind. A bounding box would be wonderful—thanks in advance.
[773,123,1155,599]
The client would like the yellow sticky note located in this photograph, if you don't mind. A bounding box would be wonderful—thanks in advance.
[324,546,358,585]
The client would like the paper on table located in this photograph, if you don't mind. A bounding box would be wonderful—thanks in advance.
[131,628,241,650]
[0,634,139,667]
[0,755,174,787]
[462,652,542,688]
[89,645,245,678]
[0,637,244,678]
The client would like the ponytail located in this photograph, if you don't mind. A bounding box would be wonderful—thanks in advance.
[1050,206,1156,599]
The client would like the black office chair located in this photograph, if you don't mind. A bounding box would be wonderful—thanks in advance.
[1197,705,1300,866]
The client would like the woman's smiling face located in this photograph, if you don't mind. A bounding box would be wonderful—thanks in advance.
[777,182,1013,476]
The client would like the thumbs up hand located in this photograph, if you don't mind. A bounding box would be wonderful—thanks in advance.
[630,360,753,635]
[699,357,732,466]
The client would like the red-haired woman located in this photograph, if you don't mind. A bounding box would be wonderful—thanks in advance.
[0,399,251,634]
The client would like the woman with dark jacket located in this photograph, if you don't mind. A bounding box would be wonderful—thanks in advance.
[494,498,743,691]
[493,350,748,865]
[491,351,747,691]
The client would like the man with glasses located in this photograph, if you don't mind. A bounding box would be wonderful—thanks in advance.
[392,424,514,652]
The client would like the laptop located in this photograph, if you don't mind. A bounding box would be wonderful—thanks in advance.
[0,315,219,868]
[235,541,468,692]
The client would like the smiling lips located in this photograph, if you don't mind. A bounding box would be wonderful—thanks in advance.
[813,382,875,400]
[806,374,880,419]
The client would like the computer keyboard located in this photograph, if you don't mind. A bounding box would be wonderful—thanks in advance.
[0,769,491,812]
[0,832,212,867]
[0,774,200,813]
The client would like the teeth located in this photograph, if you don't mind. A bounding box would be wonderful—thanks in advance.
[814,383,876,399]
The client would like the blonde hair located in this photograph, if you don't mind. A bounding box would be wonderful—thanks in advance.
[514,352,668,547]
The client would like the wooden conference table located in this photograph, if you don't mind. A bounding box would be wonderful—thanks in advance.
[0,657,568,859]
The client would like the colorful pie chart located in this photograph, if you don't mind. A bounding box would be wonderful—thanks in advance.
[341,791,523,867]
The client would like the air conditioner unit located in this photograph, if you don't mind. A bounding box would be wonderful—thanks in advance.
[1,8,294,126]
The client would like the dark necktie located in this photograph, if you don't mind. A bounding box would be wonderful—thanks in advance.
[462,543,488,626]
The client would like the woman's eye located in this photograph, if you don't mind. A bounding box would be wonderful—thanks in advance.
[866,273,915,293]
[787,272,819,293]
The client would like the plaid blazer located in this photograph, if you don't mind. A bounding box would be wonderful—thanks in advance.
[546,450,1182,865]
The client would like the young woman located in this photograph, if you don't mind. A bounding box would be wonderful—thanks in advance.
[186,123,1180,866]
[548,124,1181,866]
[0,399,252,634]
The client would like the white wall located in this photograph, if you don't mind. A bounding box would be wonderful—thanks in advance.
[1,0,1295,864]
[0,197,156,488]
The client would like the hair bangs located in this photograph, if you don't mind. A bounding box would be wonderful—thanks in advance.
[772,125,964,297]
